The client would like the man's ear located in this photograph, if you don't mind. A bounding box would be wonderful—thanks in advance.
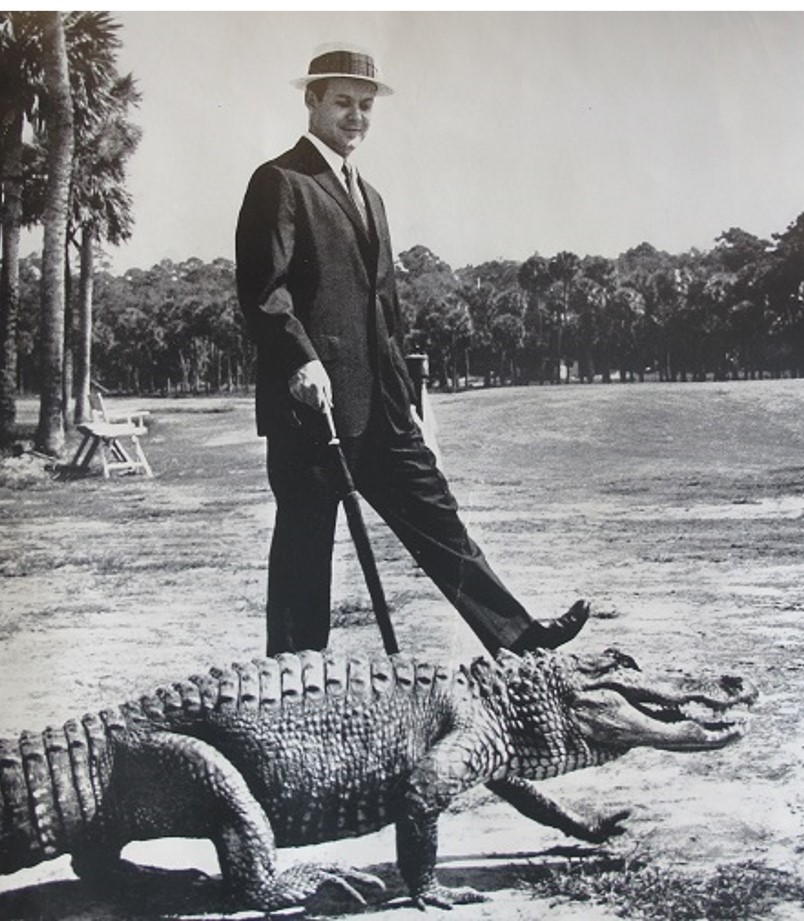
[304,88,316,112]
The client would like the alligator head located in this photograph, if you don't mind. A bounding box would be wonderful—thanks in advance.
[496,647,758,777]
[564,647,758,752]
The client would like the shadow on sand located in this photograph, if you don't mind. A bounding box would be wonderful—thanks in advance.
[0,846,622,920]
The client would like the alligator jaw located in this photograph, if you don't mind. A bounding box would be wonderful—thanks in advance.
[608,674,759,711]
[572,685,755,752]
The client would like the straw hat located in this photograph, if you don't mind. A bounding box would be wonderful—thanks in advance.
[291,42,393,96]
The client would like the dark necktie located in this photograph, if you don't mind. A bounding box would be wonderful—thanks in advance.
[342,162,368,229]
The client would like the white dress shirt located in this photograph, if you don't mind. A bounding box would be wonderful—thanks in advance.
[304,132,367,216]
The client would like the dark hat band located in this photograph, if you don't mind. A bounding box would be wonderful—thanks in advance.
[308,50,378,80]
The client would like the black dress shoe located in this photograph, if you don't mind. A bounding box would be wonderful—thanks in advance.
[510,599,590,653]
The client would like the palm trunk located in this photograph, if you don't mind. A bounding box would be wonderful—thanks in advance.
[62,247,74,422]
[0,110,24,446]
[35,12,74,456]
[555,323,564,384]
[73,226,94,424]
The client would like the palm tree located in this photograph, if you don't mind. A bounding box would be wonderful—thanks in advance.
[70,72,140,423]
[35,11,73,455]
[61,12,133,421]
[1,12,131,442]
[548,251,581,383]
[518,253,553,383]
[0,12,45,445]
[574,256,615,383]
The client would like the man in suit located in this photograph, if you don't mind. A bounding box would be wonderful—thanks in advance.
[236,43,587,656]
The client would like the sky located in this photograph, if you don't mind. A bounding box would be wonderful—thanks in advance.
[70,11,804,274]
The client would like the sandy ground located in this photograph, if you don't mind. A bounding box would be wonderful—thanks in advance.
[1,378,803,919]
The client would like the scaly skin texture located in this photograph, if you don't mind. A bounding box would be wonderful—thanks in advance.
[0,647,757,911]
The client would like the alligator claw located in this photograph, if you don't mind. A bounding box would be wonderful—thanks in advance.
[411,884,489,910]
[584,808,632,843]
[270,861,385,910]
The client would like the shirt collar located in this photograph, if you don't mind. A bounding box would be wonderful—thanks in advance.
[304,132,355,186]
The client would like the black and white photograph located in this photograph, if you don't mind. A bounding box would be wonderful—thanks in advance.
[1,11,803,920]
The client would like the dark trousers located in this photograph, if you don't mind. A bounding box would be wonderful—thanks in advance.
[264,410,533,656]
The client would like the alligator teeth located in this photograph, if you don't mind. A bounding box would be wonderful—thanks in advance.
[679,699,751,725]
[632,700,685,724]
[632,698,747,730]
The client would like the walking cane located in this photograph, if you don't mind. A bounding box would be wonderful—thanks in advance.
[322,404,400,656]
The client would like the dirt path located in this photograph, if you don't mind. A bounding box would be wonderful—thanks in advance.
[1,379,803,918]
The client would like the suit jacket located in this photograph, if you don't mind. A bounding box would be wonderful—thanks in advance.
[236,137,415,439]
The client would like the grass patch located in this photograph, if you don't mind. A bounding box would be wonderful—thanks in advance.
[0,452,56,489]
[331,599,379,628]
[523,856,804,920]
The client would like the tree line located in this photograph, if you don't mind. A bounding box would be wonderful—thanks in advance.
[397,217,804,391]
[10,207,804,409]
[12,254,250,398]
[2,12,803,454]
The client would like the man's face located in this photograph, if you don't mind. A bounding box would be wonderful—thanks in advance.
[307,78,377,158]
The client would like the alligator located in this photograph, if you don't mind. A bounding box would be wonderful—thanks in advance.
[0,645,757,912]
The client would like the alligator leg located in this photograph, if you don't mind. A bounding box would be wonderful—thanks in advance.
[72,731,382,912]
[396,736,491,909]
[487,777,630,843]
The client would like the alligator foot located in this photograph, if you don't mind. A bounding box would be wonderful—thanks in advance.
[411,883,490,910]
[512,599,590,653]
[266,862,386,911]
[575,808,632,844]
[487,777,632,845]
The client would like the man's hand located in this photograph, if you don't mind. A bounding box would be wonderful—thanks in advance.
[289,359,333,411]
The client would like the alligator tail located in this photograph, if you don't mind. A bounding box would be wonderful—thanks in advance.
[0,709,122,875]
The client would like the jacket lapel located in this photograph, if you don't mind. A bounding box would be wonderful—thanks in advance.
[361,182,384,248]
[314,168,369,237]
[292,137,378,265]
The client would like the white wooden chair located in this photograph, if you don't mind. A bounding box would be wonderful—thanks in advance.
[69,392,153,478]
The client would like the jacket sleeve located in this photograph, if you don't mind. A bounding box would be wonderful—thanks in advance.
[235,164,318,379]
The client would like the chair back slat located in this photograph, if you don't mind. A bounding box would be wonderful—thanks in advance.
[88,391,107,421]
